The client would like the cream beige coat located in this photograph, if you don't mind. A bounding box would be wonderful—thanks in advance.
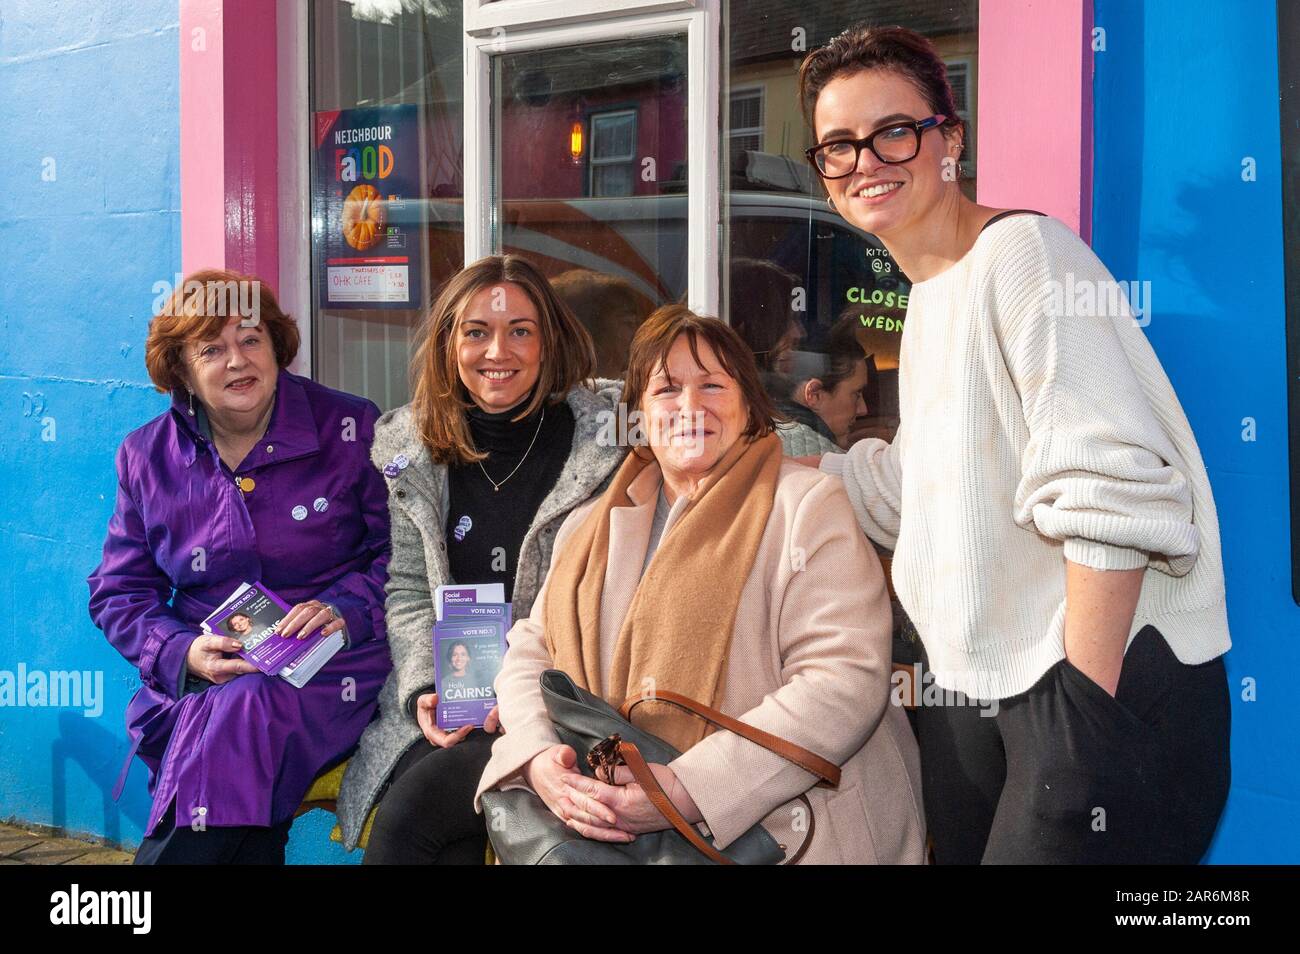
[475,458,926,864]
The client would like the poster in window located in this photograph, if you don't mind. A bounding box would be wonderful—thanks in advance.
[313,104,423,309]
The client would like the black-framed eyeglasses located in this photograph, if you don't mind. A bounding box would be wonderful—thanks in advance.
[804,115,948,179]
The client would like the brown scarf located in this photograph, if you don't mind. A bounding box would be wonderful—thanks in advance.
[543,432,783,751]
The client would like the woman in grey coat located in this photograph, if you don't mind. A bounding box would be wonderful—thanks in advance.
[336,255,626,859]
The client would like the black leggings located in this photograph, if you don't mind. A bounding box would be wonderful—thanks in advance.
[915,625,1231,864]
[362,730,496,865]
[133,800,292,865]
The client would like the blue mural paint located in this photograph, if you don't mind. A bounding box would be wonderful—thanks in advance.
[0,0,352,864]
[1093,0,1298,862]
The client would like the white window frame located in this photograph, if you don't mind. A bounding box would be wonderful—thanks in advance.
[462,1,722,316]
[465,0,700,36]
[587,108,640,196]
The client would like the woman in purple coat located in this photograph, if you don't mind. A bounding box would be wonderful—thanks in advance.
[88,269,392,864]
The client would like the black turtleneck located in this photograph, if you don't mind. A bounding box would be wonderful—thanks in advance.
[445,390,575,598]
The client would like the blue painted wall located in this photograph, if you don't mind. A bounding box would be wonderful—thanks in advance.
[1093,0,1298,862]
[0,0,182,849]
[0,0,350,864]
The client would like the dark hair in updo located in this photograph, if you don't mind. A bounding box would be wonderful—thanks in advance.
[797,24,964,150]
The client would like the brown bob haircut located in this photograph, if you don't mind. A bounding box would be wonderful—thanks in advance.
[411,254,596,465]
[621,304,779,459]
[145,268,299,393]
[797,24,965,150]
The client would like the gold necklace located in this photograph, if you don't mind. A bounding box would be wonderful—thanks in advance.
[477,407,545,492]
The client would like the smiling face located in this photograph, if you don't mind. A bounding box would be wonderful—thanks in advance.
[813,68,962,241]
[456,282,543,413]
[450,643,470,676]
[643,335,748,482]
[182,315,278,424]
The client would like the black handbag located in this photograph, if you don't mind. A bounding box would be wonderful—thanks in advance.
[481,670,840,865]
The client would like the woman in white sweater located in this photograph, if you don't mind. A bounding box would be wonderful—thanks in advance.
[796,25,1231,863]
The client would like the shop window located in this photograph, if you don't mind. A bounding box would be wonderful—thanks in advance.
[309,0,463,412]
[308,0,978,420]
[489,33,690,379]
[724,0,978,455]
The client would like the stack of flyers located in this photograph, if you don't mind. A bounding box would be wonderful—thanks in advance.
[201,582,345,689]
[435,583,505,621]
[433,584,511,730]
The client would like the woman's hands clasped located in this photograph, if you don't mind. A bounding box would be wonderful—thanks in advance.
[521,744,702,843]
[415,692,502,748]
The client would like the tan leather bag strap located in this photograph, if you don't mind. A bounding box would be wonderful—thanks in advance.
[614,740,820,865]
[618,689,841,786]
[617,741,733,865]
[614,689,836,865]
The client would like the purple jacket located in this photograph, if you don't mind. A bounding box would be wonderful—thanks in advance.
[88,370,392,835]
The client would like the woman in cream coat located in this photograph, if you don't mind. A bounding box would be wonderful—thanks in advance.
[474,305,925,864]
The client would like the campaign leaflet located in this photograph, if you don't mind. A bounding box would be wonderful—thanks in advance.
[200,581,341,686]
[443,601,512,632]
[435,583,505,621]
[433,618,507,731]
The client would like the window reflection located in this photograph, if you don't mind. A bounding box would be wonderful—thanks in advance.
[310,0,463,411]
[724,0,978,452]
[491,34,689,365]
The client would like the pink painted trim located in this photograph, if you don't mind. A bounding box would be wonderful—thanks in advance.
[976,0,1094,242]
[179,0,280,283]
[222,0,280,283]
[1079,0,1094,243]
[180,0,226,273]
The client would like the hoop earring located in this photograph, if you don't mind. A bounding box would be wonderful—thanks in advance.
[826,195,837,213]
[187,389,196,416]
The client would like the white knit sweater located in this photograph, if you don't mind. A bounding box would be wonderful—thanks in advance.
[821,214,1230,700]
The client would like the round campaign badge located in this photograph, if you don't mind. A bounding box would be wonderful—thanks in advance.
[291,505,308,521]
[314,497,329,512]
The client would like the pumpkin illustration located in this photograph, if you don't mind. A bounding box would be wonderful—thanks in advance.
[341,184,388,251]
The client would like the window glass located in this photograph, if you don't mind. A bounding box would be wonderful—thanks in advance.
[490,35,689,379]
[724,0,978,453]
[310,0,463,411]
[724,2,978,654]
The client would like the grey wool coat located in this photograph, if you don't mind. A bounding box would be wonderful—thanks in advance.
[335,381,626,849]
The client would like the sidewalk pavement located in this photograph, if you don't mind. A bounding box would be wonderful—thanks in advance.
[0,822,133,864]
